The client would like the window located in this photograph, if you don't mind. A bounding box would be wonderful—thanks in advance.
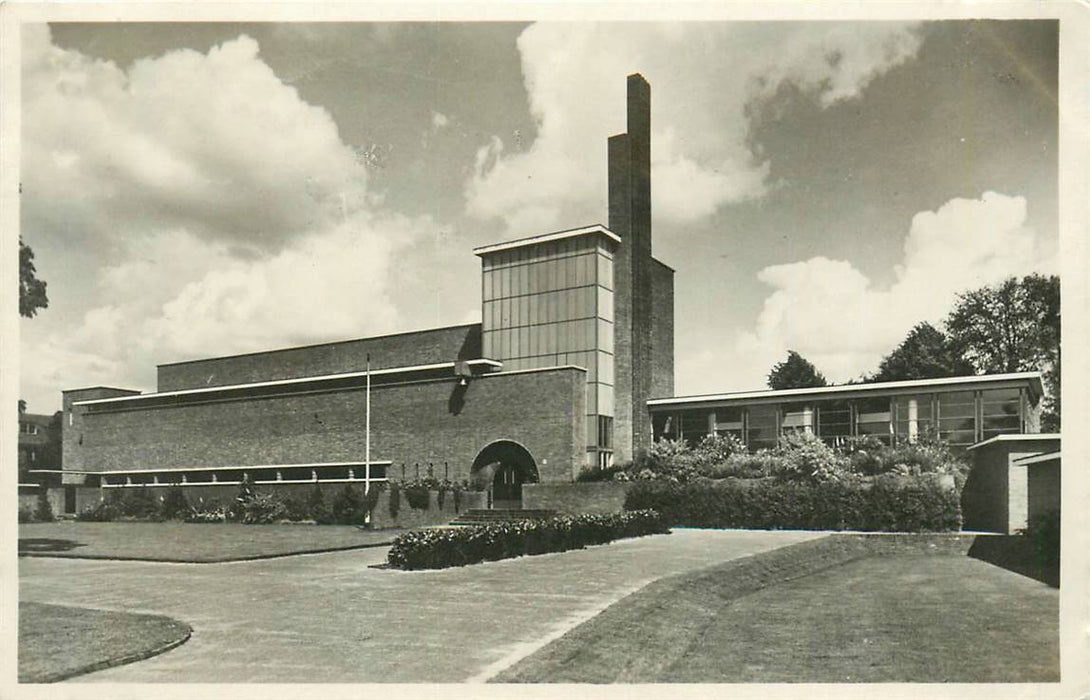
[653,412,678,441]
[597,415,614,449]
[781,403,814,435]
[747,405,778,450]
[712,408,744,439]
[855,397,892,444]
[893,394,933,443]
[937,391,977,446]
[980,388,1022,440]
[20,422,39,435]
[817,400,851,446]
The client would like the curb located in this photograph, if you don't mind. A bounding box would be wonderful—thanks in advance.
[19,539,396,564]
[23,622,193,684]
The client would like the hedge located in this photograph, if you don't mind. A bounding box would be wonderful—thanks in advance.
[624,476,961,532]
[387,510,669,570]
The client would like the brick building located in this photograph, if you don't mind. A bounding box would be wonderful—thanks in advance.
[61,74,672,508]
[58,74,1052,518]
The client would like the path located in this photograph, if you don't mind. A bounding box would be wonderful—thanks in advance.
[19,529,821,683]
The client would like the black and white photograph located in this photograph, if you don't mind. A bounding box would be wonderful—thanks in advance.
[4,2,1087,696]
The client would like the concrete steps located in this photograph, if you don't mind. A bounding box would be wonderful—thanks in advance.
[448,509,558,526]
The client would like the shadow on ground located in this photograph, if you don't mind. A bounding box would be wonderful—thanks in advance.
[19,538,87,554]
[968,535,1059,588]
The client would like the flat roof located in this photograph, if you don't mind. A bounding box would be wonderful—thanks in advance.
[648,372,1044,410]
[965,432,1061,451]
[473,224,621,257]
[1014,450,1061,466]
[74,359,502,407]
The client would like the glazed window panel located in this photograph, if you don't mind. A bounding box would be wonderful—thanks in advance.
[653,413,679,441]
[937,391,975,418]
[598,286,614,321]
[781,402,814,434]
[816,400,851,446]
[893,394,934,442]
[598,351,614,385]
[597,253,613,290]
[597,384,614,417]
[747,405,778,450]
[981,388,1021,419]
[855,397,892,443]
[713,407,744,438]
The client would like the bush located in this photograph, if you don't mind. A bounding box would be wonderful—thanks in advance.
[118,487,161,520]
[184,505,228,523]
[329,484,381,525]
[76,499,122,522]
[624,476,961,532]
[387,510,668,570]
[305,486,333,523]
[158,485,192,520]
[388,482,401,519]
[34,491,54,522]
[773,431,850,484]
[19,506,36,523]
[1025,509,1060,569]
[401,477,439,510]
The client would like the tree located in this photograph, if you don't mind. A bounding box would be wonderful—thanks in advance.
[945,274,1060,429]
[869,322,974,382]
[19,238,48,318]
[767,350,828,390]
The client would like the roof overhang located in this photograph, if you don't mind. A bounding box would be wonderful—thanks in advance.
[73,359,501,409]
[965,432,1061,452]
[473,224,621,257]
[648,372,1045,411]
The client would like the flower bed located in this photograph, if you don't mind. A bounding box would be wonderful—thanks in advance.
[386,510,668,570]
[624,476,961,532]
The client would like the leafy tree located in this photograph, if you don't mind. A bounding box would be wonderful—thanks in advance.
[19,238,48,318]
[767,351,828,390]
[945,274,1060,429]
[869,322,974,382]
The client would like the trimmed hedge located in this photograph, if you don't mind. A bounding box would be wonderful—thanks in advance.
[387,510,668,570]
[624,477,961,532]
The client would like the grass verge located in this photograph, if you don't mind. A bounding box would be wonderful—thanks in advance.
[19,521,399,563]
[491,533,1058,683]
[19,602,191,683]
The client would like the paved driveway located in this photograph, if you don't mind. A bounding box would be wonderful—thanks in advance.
[19,529,822,683]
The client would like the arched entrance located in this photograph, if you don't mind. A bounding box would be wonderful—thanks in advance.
[471,440,539,509]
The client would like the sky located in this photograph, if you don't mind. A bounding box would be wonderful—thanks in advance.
[19,20,1058,412]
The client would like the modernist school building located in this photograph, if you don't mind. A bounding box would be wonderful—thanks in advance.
[55,75,1052,523]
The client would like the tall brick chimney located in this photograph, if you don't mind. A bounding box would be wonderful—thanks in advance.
[609,74,656,461]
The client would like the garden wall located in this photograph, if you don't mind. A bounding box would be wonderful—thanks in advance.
[369,489,487,530]
[523,482,631,514]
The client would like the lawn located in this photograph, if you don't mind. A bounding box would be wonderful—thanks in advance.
[493,534,1059,683]
[19,601,191,683]
[19,521,400,563]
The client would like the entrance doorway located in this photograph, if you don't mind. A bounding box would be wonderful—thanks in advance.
[471,441,538,510]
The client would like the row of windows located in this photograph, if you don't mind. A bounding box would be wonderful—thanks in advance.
[483,319,614,360]
[654,388,1026,451]
[500,351,614,384]
[481,235,613,270]
[101,464,390,487]
[482,286,613,330]
[483,253,612,300]
[20,422,40,435]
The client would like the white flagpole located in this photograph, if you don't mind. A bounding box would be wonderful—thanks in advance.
[365,353,371,494]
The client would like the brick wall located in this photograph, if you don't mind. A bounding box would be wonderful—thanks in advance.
[650,258,674,402]
[522,481,631,515]
[1027,458,1060,524]
[156,324,482,391]
[66,367,586,486]
[962,436,1060,533]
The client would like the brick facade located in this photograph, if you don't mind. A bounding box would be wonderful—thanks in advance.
[522,481,631,515]
[962,435,1060,533]
[65,367,586,486]
[157,324,481,391]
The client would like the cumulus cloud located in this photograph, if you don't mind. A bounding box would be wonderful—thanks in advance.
[431,111,450,130]
[19,26,429,409]
[465,22,922,235]
[715,191,1050,388]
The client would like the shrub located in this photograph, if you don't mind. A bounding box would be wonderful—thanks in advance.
[401,477,439,510]
[305,485,333,523]
[281,495,309,522]
[19,506,35,523]
[118,487,161,520]
[330,484,381,525]
[184,505,228,523]
[1025,509,1060,569]
[76,499,122,522]
[387,510,668,570]
[624,476,961,532]
[34,491,54,522]
[158,485,192,521]
[773,431,850,484]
